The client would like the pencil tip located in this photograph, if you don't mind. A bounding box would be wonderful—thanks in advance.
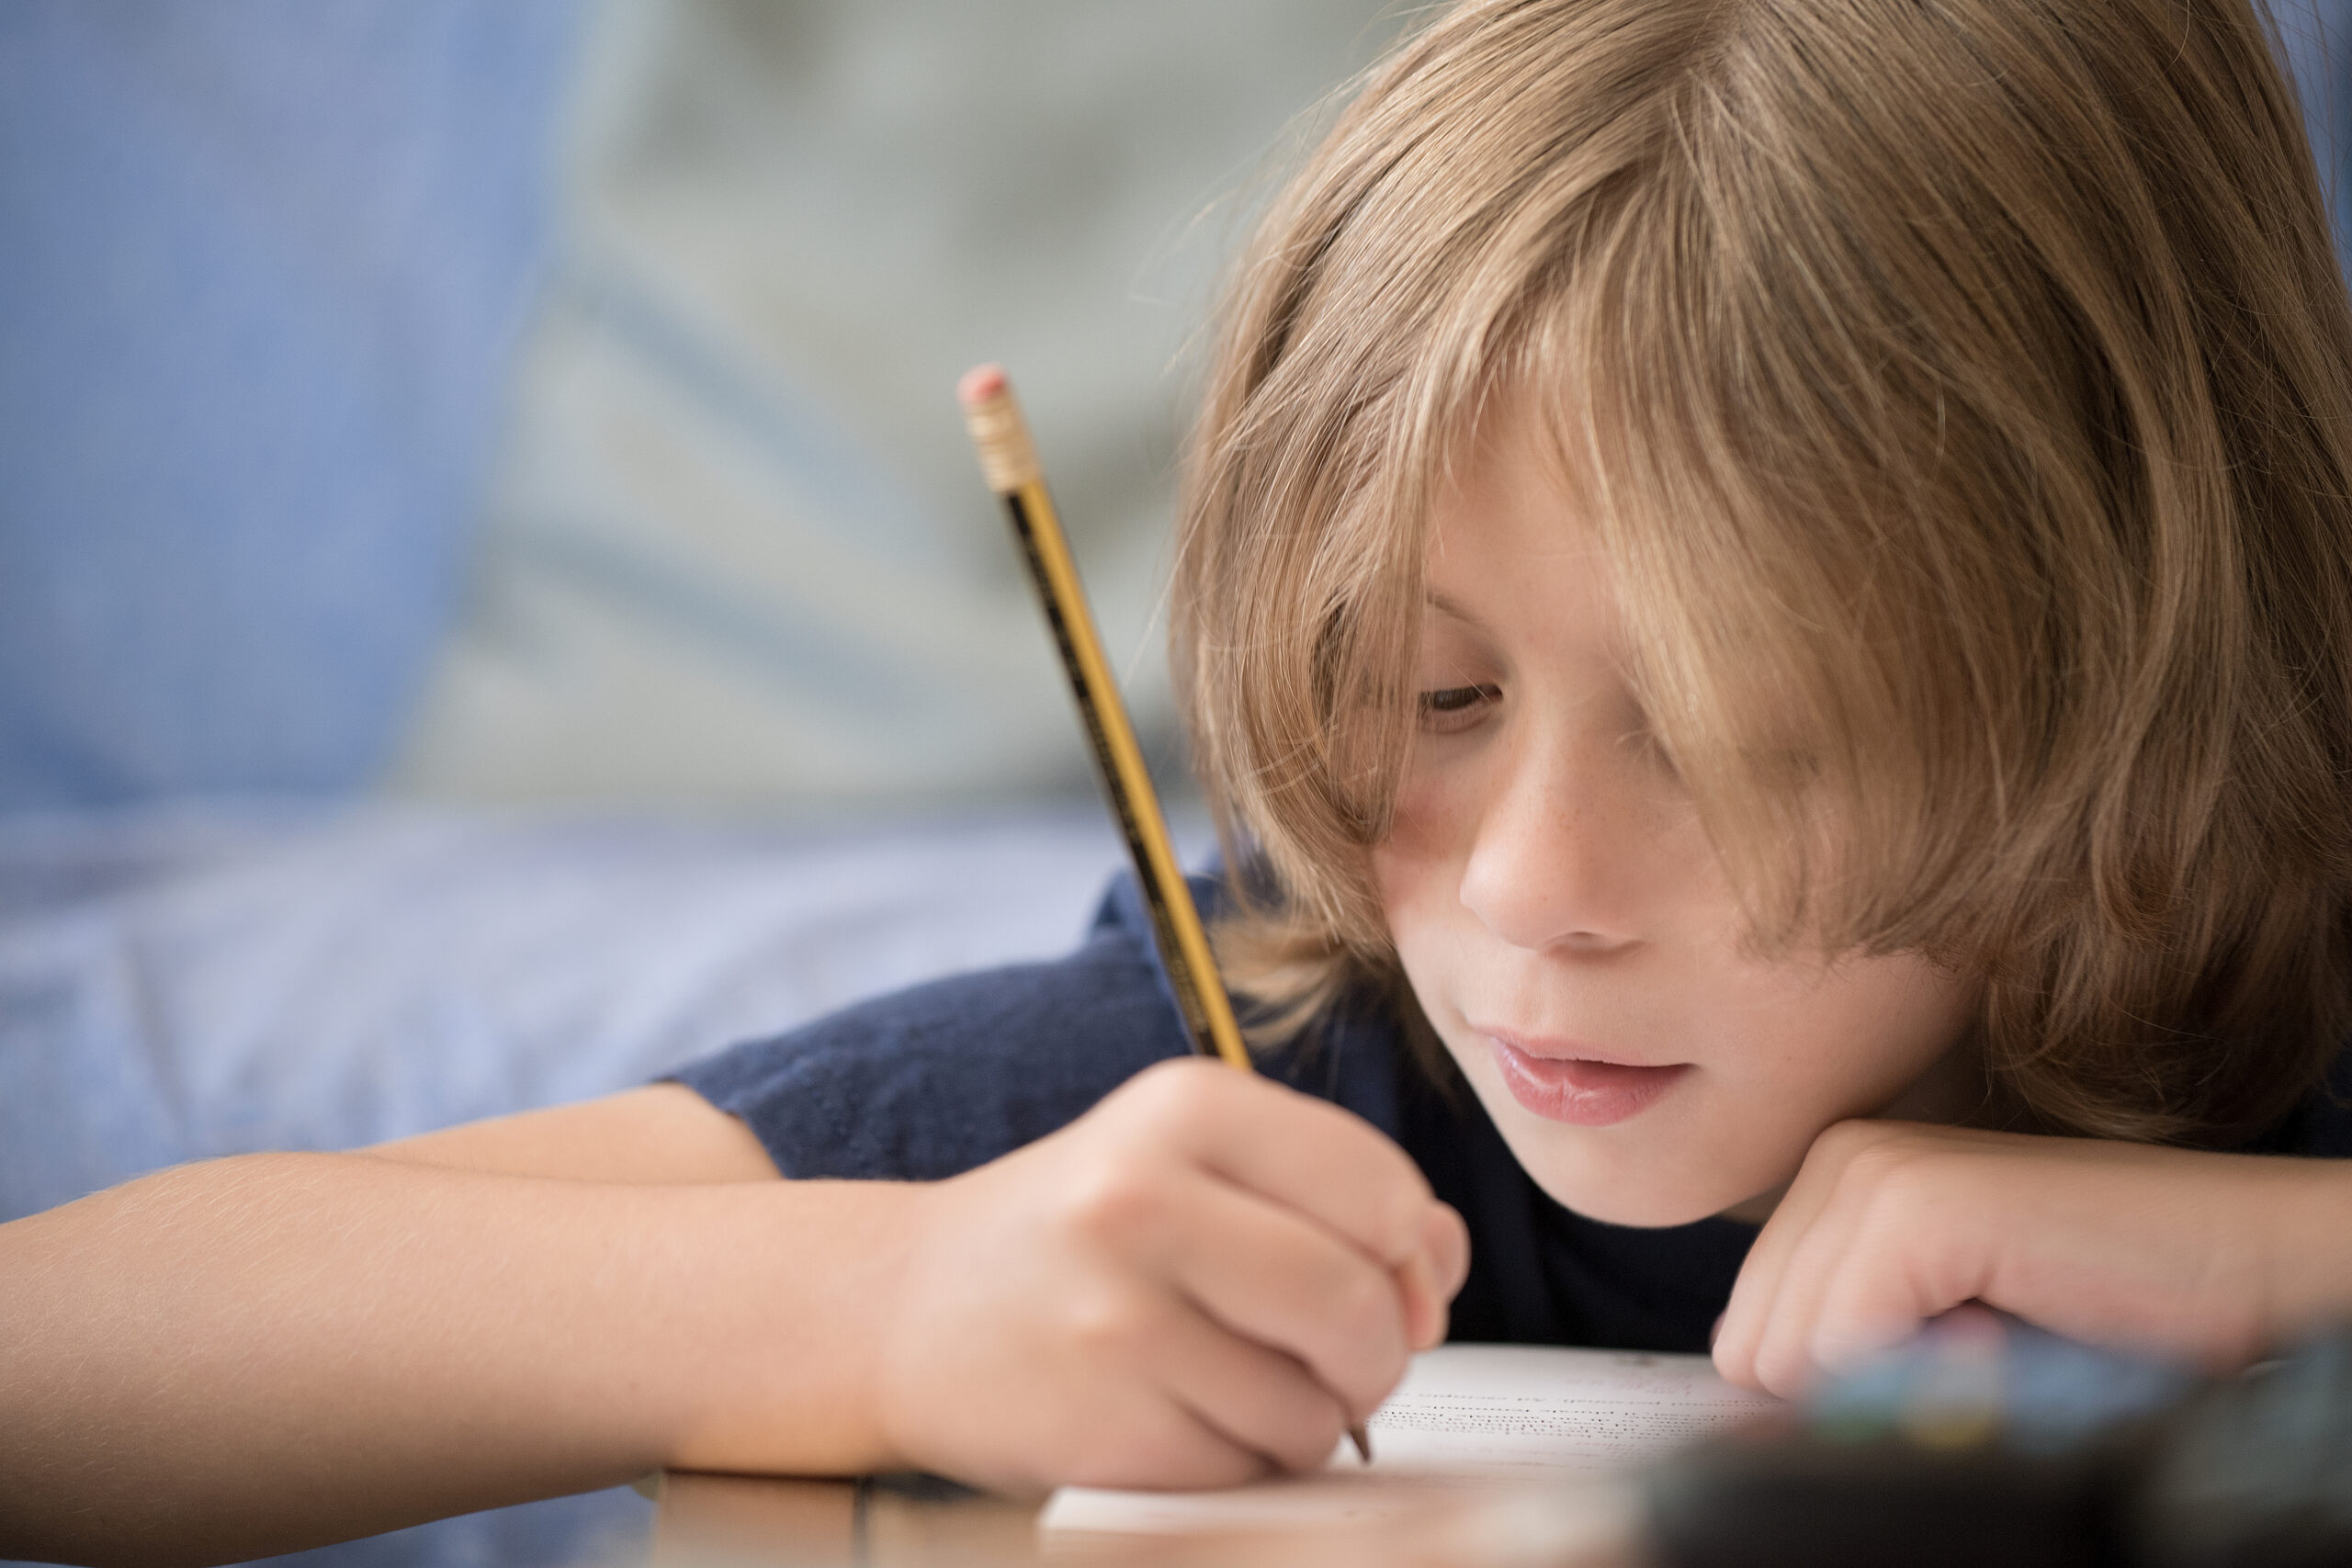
[957,363,1009,409]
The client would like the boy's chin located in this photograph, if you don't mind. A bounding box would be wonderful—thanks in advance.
[1455,1064,1793,1227]
[1510,1137,1780,1229]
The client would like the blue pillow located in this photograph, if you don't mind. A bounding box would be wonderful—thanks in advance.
[0,1,580,809]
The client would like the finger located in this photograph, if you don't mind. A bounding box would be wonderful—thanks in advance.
[1149,1168,1415,1422]
[1715,1122,1897,1392]
[1426,1201,1471,1300]
[1397,1204,1472,1349]
[1119,1061,1443,1272]
[1802,1174,1994,1376]
[1746,1136,1988,1395]
[1148,1299,1354,1474]
[1713,1155,1843,1388]
[1396,1255,1442,1351]
[935,1289,1277,1494]
[1742,1161,1899,1396]
[1046,1372,1280,1494]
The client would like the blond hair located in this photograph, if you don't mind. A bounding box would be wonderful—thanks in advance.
[1174,0,2352,1145]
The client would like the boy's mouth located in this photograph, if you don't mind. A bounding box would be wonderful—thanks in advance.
[1482,1031,1691,1126]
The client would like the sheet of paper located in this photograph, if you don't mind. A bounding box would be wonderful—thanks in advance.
[1039,1343,1777,1536]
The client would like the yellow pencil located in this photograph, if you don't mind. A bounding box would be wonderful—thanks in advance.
[957,364,1374,1465]
[957,364,1247,1069]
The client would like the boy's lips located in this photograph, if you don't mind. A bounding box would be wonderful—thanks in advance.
[1480,1030,1691,1126]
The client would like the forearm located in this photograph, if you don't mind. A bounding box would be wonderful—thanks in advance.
[2254,1155,2352,1347]
[0,1152,917,1567]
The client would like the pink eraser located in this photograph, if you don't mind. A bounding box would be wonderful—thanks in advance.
[957,363,1009,409]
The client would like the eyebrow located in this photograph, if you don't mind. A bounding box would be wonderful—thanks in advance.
[1424,590,1481,626]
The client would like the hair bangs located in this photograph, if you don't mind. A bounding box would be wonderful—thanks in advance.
[1176,0,2352,1143]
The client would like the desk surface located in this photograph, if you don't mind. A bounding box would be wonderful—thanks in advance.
[648,1472,1646,1568]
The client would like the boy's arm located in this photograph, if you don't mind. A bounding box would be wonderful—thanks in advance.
[0,1105,913,1568]
[366,1082,783,1183]
[0,1064,1467,1568]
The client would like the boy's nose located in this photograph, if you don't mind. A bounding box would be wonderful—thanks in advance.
[1457,727,1649,956]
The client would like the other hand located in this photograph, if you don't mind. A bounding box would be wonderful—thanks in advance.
[1712,1119,2352,1398]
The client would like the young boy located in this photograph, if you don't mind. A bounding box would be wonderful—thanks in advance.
[8,0,2352,1562]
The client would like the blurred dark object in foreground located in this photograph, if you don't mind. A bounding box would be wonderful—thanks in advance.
[1645,1310,2352,1568]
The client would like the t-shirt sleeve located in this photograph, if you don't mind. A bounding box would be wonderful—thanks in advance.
[669,875,1195,1179]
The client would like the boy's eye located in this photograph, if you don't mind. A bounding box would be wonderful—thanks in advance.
[1418,683,1499,732]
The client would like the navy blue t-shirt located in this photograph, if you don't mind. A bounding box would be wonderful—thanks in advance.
[673,873,2352,1356]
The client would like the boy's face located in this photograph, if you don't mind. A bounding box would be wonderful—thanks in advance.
[1372,414,1980,1228]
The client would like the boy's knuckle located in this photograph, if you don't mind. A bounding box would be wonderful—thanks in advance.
[1871,1142,1957,1203]
[1872,1153,1939,1205]
[1106,1055,1170,1102]
[1060,1163,1166,1247]
[1123,1058,1229,1134]
[1063,1284,1158,1362]
[1814,1119,1896,1166]
[1165,1057,1239,1117]
[1139,1053,1216,1094]
[1828,1129,1923,1191]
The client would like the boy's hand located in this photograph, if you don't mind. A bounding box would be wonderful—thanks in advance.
[871,1058,1470,1495]
[1712,1120,2352,1398]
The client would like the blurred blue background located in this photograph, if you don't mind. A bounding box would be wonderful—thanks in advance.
[0,2,577,807]
[0,0,1434,819]
[0,2,2345,817]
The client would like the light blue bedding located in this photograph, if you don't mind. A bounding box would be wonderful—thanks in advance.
[0,2,580,810]
[0,804,1140,1217]
[0,803,1146,1566]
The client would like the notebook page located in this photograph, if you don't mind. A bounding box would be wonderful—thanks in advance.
[1040,1342,1776,1535]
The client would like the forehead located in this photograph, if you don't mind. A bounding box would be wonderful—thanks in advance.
[1422,401,1623,628]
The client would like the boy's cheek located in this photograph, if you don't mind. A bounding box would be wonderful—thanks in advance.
[1371,839,1466,998]
[1370,802,1454,906]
